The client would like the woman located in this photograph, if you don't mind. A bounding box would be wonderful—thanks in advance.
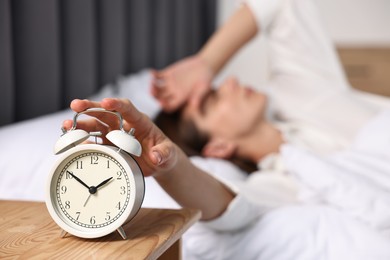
[149,0,390,257]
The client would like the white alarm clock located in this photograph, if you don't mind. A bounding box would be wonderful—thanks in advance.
[46,108,145,239]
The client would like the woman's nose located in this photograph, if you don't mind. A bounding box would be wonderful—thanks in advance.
[221,77,239,92]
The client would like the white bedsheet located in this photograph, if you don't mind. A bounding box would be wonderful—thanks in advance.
[184,204,390,260]
[1,70,390,259]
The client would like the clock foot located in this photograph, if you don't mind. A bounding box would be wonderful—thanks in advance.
[117,226,127,240]
[60,229,68,238]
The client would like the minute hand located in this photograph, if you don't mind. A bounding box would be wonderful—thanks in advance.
[67,171,90,190]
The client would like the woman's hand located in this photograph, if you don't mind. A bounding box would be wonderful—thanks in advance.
[151,55,213,112]
[63,98,179,177]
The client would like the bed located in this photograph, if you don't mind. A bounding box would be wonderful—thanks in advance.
[1,69,390,259]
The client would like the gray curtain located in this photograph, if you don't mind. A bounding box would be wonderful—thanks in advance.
[0,0,216,126]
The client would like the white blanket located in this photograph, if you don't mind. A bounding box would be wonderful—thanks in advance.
[282,110,390,238]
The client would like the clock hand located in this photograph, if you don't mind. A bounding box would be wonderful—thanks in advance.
[83,193,92,207]
[67,171,90,190]
[83,194,92,207]
[95,177,113,190]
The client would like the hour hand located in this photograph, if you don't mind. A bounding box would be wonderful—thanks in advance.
[67,171,90,190]
[95,177,113,190]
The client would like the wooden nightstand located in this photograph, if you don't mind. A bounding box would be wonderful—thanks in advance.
[0,200,200,259]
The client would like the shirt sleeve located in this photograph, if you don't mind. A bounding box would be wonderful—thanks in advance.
[201,193,262,232]
[189,156,261,231]
[199,153,299,232]
[244,0,285,31]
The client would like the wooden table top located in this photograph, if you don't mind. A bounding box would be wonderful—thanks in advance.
[0,200,201,260]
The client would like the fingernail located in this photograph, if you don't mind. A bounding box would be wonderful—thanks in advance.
[155,79,165,88]
[152,151,162,165]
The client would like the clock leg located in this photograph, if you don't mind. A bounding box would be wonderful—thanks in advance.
[60,229,68,238]
[117,226,127,240]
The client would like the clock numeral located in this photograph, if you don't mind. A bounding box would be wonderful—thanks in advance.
[105,212,111,221]
[90,216,96,225]
[120,186,126,195]
[75,212,81,220]
[107,160,110,169]
[116,202,121,210]
[60,185,67,194]
[90,155,99,165]
[65,171,73,179]
[76,161,83,169]
[65,201,71,209]
[116,171,122,180]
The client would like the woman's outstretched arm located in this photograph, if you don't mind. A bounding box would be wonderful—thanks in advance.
[64,98,234,220]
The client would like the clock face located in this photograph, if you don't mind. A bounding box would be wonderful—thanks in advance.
[51,149,132,230]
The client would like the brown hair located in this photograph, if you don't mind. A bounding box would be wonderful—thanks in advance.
[154,110,257,173]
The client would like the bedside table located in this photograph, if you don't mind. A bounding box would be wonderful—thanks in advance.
[0,200,200,259]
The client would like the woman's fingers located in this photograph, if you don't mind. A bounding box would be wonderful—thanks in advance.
[63,119,74,131]
[70,99,102,112]
[150,70,167,98]
[152,86,184,112]
[69,99,122,130]
[151,82,171,100]
[69,98,148,134]
[62,118,111,144]
[100,98,142,122]
[99,98,154,136]
[149,140,178,171]
[150,71,185,112]
[187,81,210,110]
[73,119,109,134]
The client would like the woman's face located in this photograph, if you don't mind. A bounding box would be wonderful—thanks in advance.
[183,77,268,140]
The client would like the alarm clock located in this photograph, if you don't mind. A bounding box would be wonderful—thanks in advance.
[46,108,145,239]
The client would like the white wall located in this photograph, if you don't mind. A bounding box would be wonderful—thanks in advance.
[316,0,390,47]
[214,0,268,89]
[215,0,390,90]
